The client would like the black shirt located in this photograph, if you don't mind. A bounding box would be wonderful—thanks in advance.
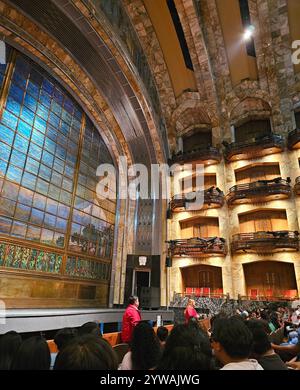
[258,354,288,370]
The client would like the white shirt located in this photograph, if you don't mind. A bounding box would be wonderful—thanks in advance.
[221,359,264,370]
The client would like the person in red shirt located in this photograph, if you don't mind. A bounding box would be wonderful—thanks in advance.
[121,296,141,343]
[184,299,199,324]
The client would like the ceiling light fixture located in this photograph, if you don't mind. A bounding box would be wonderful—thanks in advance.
[243,25,255,41]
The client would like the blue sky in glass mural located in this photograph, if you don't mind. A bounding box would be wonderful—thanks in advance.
[11,149,26,168]
[27,81,39,96]
[44,137,56,154]
[21,106,35,126]
[36,178,49,195]
[0,159,7,176]
[12,71,27,89]
[2,110,18,130]
[29,69,43,86]
[24,93,37,112]
[9,84,24,103]
[58,203,70,218]
[30,208,44,224]
[42,150,54,167]
[28,143,42,160]
[25,157,39,175]
[0,142,11,161]
[36,104,49,119]
[46,199,58,214]
[22,172,36,190]
[14,134,29,153]
[34,116,47,133]
[33,194,46,210]
[51,100,62,117]
[39,90,51,108]
[39,164,51,181]
[17,120,32,139]
[6,165,22,184]
[6,97,21,116]
[0,216,12,234]
[31,128,45,146]
[42,79,54,95]
[0,124,14,144]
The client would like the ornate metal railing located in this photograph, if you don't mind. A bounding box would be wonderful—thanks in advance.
[231,231,300,253]
[167,237,227,257]
[226,178,291,205]
[288,128,300,150]
[223,134,284,162]
[169,146,221,165]
[169,187,224,212]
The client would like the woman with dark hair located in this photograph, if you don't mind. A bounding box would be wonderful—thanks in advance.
[54,334,118,370]
[0,331,22,370]
[119,321,161,370]
[158,324,215,370]
[11,336,50,370]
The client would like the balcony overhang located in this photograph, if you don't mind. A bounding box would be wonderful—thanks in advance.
[231,231,299,253]
[288,129,300,150]
[169,146,221,166]
[168,237,227,257]
[224,134,284,162]
[170,188,224,212]
[226,179,291,205]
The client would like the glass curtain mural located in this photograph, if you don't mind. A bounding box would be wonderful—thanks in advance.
[0,46,116,282]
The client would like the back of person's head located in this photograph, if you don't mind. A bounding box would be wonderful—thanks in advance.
[78,322,102,337]
[158,324,214,370]
[128,295,138,305]
[54,334,117,370]
[157,326,169,343]
[245,319,272,356]
[0,331,22,370]
[11,336,50,370]
[54,328,78,351]
[212,316,253,359]
[131,321,161,370]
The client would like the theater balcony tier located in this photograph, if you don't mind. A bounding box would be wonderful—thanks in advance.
[169,146,222,166]
[226,178,291,206]
[169,188,224,212]
[231,231,300,253]
[223,134,284,162]
[295,177,300,195]
[287,128,300,150]
[168,237,227,257]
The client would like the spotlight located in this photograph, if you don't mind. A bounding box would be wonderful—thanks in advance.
[243,25,255,41]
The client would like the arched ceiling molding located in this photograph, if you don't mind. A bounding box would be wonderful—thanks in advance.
[174,0,219,124]
[195,0,233,119]
[249,0,286,133]
[229,97,272,127]
[74,0,166,164]
[0,0,132,167]
[171,92,212,137]
[122,0,177,151]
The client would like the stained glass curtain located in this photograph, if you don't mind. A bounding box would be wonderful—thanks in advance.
[0,46,116,281]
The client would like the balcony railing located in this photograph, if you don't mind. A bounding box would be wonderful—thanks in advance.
[231,231,300,253]
[168,237,227,257]
[170,187,224,212]
[223,133,284,162]
[295,176,300,195]
[226,178,291,205]
[169,146,221,165]
[288,128,300,150]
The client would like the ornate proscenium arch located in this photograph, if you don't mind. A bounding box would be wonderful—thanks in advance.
[0,0,167,306]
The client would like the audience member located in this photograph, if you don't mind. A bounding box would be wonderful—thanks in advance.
[0,331,22,370]
[11,336,50,370]
[211,316,263,370]
[78,322,102,337]
[50,327,78,369]
[54,335,117,370]
[156,326,169,349]
[119,321,161,370]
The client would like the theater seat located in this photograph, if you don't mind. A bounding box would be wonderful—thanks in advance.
[249,289,258,300]
[185,287,194,295]
[194,288,202,296]
[202,287,210,297]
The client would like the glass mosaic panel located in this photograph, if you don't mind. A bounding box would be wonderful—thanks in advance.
[65,256,110,281]
[0,241,62,273]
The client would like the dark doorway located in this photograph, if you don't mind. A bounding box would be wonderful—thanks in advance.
[135,271,150,300]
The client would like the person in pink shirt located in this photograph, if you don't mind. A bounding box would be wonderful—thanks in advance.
[184,299,199,324]
[121,296,141,343]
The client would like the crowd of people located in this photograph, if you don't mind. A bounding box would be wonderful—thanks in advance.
[0,295,299,370]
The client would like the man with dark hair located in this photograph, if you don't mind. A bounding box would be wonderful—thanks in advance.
[211,316,263,370]
[121,295,141,344]
[51,327,78,369]
[78,322,102,337]
[245,319,287,370]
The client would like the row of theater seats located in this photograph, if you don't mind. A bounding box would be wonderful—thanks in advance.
[47,324,175,354]
[185,287,224,297]
[248,289,298,300]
